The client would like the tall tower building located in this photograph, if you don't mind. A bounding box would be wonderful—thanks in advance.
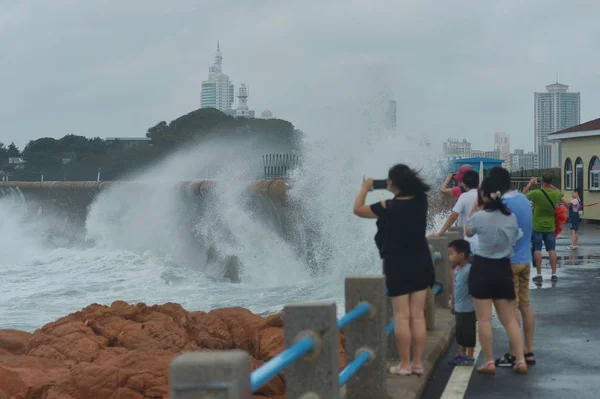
[386,100,397,130]
[236,84,250,117]
[534,81,580,168]
[494,132,510,169]
[200,42,235,112]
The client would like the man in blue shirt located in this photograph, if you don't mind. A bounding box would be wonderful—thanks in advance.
[488,167,536,367]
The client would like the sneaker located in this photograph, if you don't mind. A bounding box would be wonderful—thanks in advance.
[458,356,475,366]
[532,275,543,283]
[448,354,467,366]
[495,353,516,367]
[551,275,558,282]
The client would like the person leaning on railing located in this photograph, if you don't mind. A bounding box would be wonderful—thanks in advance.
[353,164,435,377]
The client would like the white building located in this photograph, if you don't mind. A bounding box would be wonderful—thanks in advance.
[235,84,255,118]
[534,81,580,169]
[472,149,500,159]
[494,132,510,169]
[443,139,472,158]
[261,109,274,119]
[200,42,235,112]
[510,149,539,172]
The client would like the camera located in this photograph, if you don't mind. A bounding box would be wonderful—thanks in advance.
[372,179,387,190]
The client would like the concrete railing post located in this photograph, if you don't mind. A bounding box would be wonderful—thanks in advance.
[385,295,397,360]
[344,276,387,399]
[169,350,251,399]
[284,302,339,399]
[428,236,450,310]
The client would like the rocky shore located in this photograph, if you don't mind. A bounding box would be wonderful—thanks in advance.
[0,301,346,398]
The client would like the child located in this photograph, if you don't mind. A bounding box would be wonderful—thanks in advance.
[447,239,476,366]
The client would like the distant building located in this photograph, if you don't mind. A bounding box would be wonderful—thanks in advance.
[494,132,510,169]
[386,100,397,130]
[235,84,254,118]
[261,109,274,119]
[510,149,539,172]
[105,137,151,150]
[443,139,472,158]
[8,157,25,169]
[534,81,580,168]
[200,42,235,113]
[472,149,500,159]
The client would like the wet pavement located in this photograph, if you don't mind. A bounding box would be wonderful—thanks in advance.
[423,223,600,398]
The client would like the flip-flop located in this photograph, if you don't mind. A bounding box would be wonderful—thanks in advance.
[389,365,412,376]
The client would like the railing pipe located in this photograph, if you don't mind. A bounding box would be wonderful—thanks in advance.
[250,336,314,392]
[339,349,373,387]
[337,301,371,330]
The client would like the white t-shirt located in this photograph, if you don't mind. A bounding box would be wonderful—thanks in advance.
[452,188,479,252]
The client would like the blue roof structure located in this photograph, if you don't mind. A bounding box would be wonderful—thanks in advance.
[449,157,503,173]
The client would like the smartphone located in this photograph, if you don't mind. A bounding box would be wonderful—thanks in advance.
[372,179,387,190]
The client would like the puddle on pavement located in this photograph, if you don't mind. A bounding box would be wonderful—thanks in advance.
[529,254,600,290]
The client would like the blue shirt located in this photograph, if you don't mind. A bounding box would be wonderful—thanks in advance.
[503,191,533,264]
[454,264,474,313]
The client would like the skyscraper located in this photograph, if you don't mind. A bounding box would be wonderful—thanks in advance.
[534,81,580,168]
[494,132,510,169]
[201,42,235,112]
[386,100,396,130]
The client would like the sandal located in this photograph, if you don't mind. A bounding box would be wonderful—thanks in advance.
[495,353,515,367]
[513,360,528,374]
[412,367,424,376]
[524,352,536,365]
[389,365,412,376]
[477,360,496,374]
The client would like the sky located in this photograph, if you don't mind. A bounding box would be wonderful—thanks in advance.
[2,0,600,152]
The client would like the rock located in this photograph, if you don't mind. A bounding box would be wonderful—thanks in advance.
[0,304,346,398]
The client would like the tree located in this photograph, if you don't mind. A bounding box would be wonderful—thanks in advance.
[7,142,20,157]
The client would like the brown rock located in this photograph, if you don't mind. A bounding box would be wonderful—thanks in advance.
[0,329,31,355]
[0,302,346,399]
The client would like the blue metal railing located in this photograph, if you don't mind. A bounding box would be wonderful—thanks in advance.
[250,251,444,392]
[250,336,314,392]
[339,349,372,386]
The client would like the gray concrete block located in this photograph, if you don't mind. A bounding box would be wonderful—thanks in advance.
[428,236,450,309]
[284,302,339,399]
[344,276,387,399]
[169,350,251,399]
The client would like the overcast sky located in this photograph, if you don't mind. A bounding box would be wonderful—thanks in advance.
[2,0,600,152]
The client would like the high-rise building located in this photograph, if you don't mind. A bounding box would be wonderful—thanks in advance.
[443,138,472,158]
[201,42,235,112]
[494,132,510,169]
[386,100,397,130]
[472,149,501,159]
[534,81,580,168]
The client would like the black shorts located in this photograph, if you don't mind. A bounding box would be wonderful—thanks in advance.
[455,311,476,348]
[468,255,516,300]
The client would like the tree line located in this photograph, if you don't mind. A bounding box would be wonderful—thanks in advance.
[1,108,302,181]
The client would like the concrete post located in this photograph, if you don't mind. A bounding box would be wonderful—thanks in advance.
[344,276,387,399]
[385,295,397,360]
[169,350,251,399]
[284,302,339,399]
[428,236,450,309]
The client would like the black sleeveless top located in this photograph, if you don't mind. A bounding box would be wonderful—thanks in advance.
[370,194,432,262]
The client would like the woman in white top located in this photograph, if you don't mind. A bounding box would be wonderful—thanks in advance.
[562,188,582,250]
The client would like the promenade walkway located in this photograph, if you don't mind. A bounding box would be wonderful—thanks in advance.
[422,223,600,399]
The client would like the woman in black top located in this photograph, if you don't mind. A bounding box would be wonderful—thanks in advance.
[353,164,435,376]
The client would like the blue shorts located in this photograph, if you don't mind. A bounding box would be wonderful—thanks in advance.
[532,231,556,252]
[570,213,581,231]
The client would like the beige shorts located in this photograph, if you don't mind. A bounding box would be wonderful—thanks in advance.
[512,263,531,307]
